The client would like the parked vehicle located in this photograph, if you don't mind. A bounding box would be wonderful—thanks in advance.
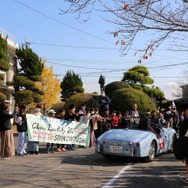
[95,127,176,162]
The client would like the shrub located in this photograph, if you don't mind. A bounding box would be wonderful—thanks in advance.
[29,75,42,82]
[0,74,4,81]
[51,101,65,113]
[0,92,6,102]
[105,81,131,98]
[14,90,33,104]
[111,88,156,116]
[32,93,43,103]
[0,36,10,72]
[64,93,95,112]
[14,75,35,87]
[0,61,10,71]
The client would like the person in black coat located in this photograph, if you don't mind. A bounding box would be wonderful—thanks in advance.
[0,100,18,159]
[98,91,110,115]
[178,103,188,181]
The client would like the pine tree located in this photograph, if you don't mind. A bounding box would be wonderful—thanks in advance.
[0,35,9,101]
[13,44,44,105]
[60,70,84,101]
[122,65,164,103]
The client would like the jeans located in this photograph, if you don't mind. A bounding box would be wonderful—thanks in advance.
[17,132,27,155]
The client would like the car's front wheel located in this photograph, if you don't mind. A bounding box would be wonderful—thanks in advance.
[144,141,156,162]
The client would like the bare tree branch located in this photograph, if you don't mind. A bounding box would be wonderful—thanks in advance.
[60,0,188,60]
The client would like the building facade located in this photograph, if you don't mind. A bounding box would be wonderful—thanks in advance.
[0,28,18,111]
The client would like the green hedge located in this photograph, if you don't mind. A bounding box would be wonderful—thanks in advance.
[64,93,94,112]
[0,92,6,102]
[14,90,33,104]
[111,88,156,116]
[0,73,4,81]
[0,61,10,71]
[105,81,131,98]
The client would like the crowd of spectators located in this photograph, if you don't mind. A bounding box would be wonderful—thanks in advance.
[0,91,187,160]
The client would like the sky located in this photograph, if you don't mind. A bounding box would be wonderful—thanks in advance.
[1,0,188,100]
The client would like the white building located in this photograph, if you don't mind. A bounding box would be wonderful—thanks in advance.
[0,28,18,111]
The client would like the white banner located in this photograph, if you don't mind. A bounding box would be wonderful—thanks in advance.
[27,114,90,147]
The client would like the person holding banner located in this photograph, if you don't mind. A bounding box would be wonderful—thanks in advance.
[65,104,77,151]
[15,104,28,156]
[46,109,56,154]
[56,108,67,152]
[79,107,102,147]
[0,100,18,159]
[28,104,43,155]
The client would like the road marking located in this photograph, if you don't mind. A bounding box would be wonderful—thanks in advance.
[101,163,133,188]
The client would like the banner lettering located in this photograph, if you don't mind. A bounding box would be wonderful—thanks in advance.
[27,114,90,147]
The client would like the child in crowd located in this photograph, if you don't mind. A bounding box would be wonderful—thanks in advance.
[101,108,112,133]
[78,103,86,120]
[120,111,131,129]
[16,104,28,156]
[56,108,66,152]
[117,111,122,127]
[65,104,77,151]
[46,109,56,154]
[111,110,119,129]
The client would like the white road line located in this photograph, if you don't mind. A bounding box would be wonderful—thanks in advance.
[101,163,133,188]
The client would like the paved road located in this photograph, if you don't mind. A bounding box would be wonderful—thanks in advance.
[0,134,187,188]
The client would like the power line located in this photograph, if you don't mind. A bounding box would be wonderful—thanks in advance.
[148,61,188,69]
[54,74,181,79]
[30,42,118,50]
[47,58,188,75]
[14,0,113,44]
[47,61,115,71]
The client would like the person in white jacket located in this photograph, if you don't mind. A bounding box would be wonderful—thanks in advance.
[79,107,102,147]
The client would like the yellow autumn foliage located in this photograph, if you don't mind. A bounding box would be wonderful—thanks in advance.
[36,61,61,111]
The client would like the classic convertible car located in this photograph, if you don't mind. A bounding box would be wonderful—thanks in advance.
[95,127,176,162]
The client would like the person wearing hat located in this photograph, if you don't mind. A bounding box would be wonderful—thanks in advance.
[15,104,28,156]
[46,109,56,154]
[28,104,43,155]
[0,100,18,159]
